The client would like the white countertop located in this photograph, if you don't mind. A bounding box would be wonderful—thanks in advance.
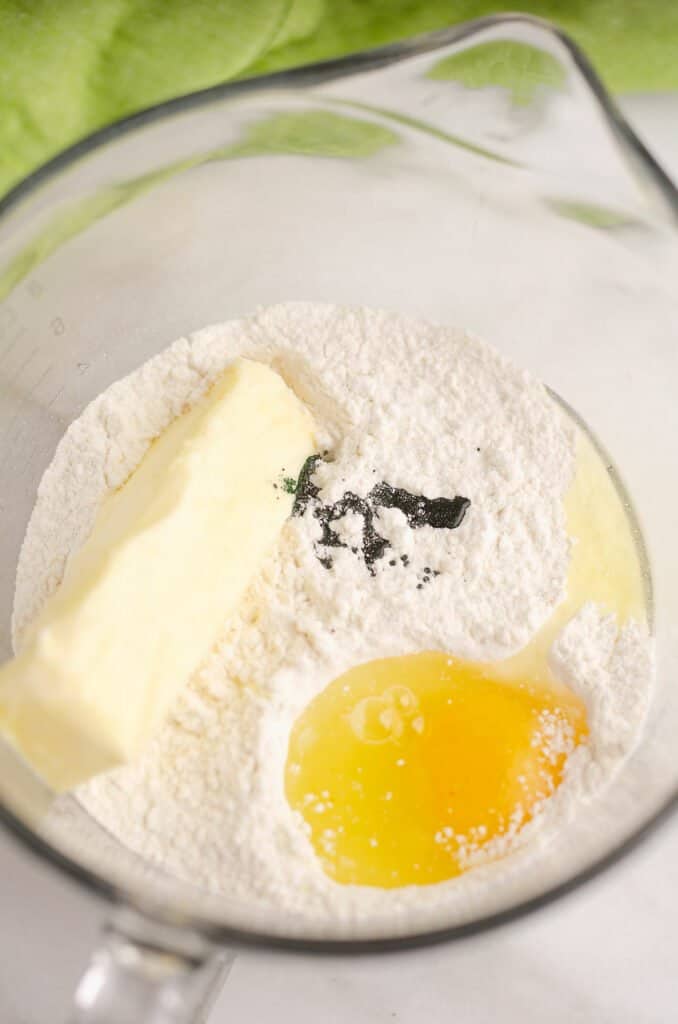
[1,96,676,1024]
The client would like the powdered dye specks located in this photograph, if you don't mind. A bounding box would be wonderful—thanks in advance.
[291,454,470,573]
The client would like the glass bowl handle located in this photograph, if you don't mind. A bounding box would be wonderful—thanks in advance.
[68,917,233,1024]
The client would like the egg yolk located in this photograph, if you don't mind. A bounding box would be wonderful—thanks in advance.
[285,652,588,887]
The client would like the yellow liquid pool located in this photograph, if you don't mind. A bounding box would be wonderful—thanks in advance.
[285,428,647,888]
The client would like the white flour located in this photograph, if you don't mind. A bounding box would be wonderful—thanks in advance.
[13,303,652,919]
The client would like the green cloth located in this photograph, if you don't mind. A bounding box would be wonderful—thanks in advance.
[1,1,677,198]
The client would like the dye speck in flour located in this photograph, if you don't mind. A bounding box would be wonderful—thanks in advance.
[291,453,470,573]
[12,303,652,921]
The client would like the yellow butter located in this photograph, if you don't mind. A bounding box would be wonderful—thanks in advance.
[0,358,315,791]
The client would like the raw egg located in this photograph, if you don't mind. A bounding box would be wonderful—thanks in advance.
[285,652,588,887]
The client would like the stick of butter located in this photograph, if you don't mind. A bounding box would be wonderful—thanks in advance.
[0,358,316,791]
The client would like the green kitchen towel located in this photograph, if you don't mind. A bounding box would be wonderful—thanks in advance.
[1,1,677,199]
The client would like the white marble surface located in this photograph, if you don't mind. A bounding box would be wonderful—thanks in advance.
[0,96,677,1024]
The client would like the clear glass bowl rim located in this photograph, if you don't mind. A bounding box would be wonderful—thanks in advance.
[0,12,676,953]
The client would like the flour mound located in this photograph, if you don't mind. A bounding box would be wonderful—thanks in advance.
[13,303,652,920]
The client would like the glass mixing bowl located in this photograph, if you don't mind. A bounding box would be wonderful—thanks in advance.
[0,13,676,1023]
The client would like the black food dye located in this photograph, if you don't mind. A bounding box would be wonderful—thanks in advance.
[291,455,470,575]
